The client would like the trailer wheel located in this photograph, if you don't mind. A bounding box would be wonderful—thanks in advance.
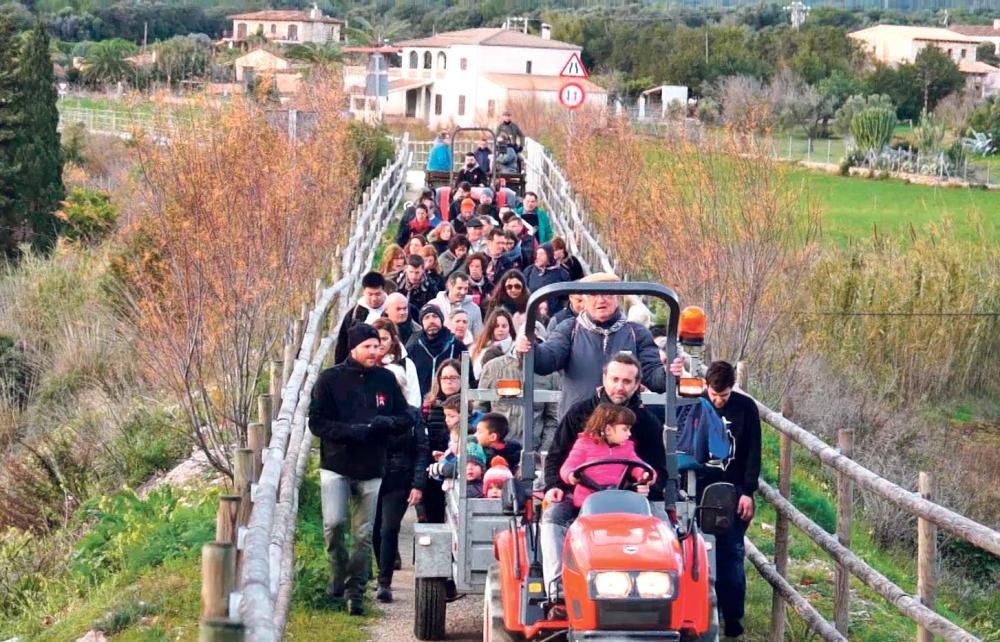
[414,577,447,641]
[682,573,719,642]
[484,565,523,642]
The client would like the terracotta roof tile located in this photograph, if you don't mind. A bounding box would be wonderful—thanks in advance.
[228,10,344,24]
[396,27,579,50]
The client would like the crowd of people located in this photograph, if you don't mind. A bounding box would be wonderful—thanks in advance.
[306,118,761,641]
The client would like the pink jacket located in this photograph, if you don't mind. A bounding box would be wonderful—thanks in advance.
[560,434,655,508]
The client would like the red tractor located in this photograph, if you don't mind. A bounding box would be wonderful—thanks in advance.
[483,281,737,642]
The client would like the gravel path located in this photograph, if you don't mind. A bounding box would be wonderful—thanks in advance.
[363,510,483,642]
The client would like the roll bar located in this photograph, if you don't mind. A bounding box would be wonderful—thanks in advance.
[520,281,683,507]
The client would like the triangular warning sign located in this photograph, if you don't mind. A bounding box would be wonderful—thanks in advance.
[559,52,589,79]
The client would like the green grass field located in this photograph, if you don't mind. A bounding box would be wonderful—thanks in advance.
[790,170,1000,245]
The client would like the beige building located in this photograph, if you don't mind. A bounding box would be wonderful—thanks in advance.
[228,5,343,45]
[233,48,305,94]
[849,24,1000,97]
[951,21,1000,57]
[345,27,607,127]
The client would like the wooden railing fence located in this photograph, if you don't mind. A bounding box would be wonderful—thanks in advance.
[197,134,411,642]
[737,364,999,642]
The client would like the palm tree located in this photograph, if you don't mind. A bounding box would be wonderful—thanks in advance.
[83,39,135,85]
[344,15,410,47]
[284,42,343,66]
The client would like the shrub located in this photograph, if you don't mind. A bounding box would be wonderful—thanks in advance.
[71,486,214,586]
[912,109,944,155]
[55,187,119,246]
[850,106,897,152]
[833,93,893,137]
[348,121,395,189]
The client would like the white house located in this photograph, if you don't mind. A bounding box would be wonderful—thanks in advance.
[345,27,606,127]
[849,25,1000,97]
[228,5,344,46]
[951,20,1000,57]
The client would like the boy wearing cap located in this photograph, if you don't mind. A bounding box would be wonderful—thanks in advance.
[309,324,416,615]
[405,303,466,397]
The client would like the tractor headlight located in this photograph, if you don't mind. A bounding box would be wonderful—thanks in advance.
[591,571,632,598]
[635,572,675,599]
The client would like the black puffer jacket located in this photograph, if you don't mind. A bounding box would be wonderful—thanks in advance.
[308,358,414,480]
[405,327,466,397]
[421,394,450,453]
[383,415,431,492]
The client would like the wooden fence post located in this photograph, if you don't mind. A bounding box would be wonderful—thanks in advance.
[769,397,794,641]
[247,422,266,481]
[917,472,937,642]
[257,394,272,445]
[281,340,294,389]
[269,360,281,418]
[835,428,855,636]
[736,361,749,391]
[201,542,236,617]
[233,448,255,528]
[199,618,245,642]
[215,495,241,545]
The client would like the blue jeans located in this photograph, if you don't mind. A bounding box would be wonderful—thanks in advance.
[715,516,750,628]
[319,469,382,599]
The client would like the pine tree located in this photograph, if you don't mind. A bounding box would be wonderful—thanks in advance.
[0,16,22,257]
[14,20,64,254]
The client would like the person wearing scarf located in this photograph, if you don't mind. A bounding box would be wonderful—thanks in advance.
[514,273,666,418]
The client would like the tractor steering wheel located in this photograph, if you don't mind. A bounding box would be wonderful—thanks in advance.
[571,459,656,493]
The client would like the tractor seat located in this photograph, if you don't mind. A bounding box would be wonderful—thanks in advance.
[578,490,651,518]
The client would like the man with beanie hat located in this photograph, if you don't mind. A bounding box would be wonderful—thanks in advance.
[333,271,387,364]
[405,304,466,397]
[451,196,477,235]
[309,323,416,615]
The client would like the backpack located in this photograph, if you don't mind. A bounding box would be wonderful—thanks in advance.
[676,398,735,472]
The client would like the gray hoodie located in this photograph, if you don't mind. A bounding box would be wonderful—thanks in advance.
[429,291,484,340]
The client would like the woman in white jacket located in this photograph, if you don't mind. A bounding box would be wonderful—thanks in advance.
[372,318,422,408]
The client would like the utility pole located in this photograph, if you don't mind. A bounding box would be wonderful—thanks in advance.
[784,1,810,30]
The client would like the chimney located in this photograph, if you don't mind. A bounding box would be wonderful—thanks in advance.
[541,23,551,40]
[309,3,320,20]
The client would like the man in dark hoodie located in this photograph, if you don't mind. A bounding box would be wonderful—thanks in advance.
[333,271,387,364]
[308,324,415,615]
[537,352,668,603]
[405,304,466,397]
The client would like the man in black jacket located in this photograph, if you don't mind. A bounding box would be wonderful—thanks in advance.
[383,292,420,345]
[333,271,387,364]
[394,255,440,318]
[454,152,487,187]
[405,304,465,397]
[696,360,761,639]
[308,324,415,615]
[538,353,668,601]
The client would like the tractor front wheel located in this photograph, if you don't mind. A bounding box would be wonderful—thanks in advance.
[414,577,447,640]
[484,565,523,642]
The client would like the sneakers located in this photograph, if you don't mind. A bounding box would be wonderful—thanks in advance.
[348,597,364,616]
[376,584,393,603]
[326,579,345,600]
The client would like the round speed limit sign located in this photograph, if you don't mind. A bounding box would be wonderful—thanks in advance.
[559,82,586,110]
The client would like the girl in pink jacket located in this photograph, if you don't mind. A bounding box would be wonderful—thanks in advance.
[560,403,655,508]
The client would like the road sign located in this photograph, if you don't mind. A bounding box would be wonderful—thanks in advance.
[559,82,586,110]
[559,52,589,79]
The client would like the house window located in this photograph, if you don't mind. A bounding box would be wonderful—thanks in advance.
[409,51,418,68]
[437,52,446,70]
[961,49,967,58]
[237,23,247,39]
[287,24,298,41]
[460,57,468,70]
[526,60,532,74]
[487,100,496,117]
[458,95,466,115]
[434,94,442,115]
[270,24,277,34]
[423,51,432,69]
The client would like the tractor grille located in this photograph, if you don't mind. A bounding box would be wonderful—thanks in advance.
[595,599,672,630]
